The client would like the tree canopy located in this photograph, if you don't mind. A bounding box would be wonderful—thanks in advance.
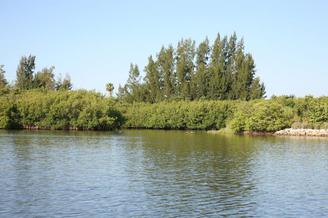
[118,33,266,103]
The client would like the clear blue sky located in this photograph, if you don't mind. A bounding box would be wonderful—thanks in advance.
[1,0,328,97]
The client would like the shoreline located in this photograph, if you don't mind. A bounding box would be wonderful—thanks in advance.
[3,128,328,138]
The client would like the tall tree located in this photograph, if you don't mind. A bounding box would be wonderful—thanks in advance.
[0,65,8,89]
[117,84,127,99]
[250,77,266,99]
[127,64,141,92]
[176,39,195,99]
[56,74,72,90]
[192,38,210,99]
[118,32,266,102]
[244,54,256,100]
[208,34,224,99]
[231,38,246,99]
[225,33,237,99]
[34,66,56,90]
[119,63,146,102]
[16,55,36,90]
[144,56,161,102]
[158,46,175,99]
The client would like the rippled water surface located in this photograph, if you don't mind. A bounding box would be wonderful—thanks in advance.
[1,130,328,217]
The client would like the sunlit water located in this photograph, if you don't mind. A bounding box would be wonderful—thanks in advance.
[1,130,328,217]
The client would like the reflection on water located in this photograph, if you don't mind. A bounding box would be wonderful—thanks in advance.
[0,130,328,217]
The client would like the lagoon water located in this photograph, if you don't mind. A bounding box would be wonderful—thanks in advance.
[1,130,328,217]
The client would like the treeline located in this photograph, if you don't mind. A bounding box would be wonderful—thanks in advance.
[118,33,265,103]
[118,96,328,133]
[0,55,72,94]
[0,90,124,130]
[1,89,328,133]
[1,33,265,102]
[2,34,326,133]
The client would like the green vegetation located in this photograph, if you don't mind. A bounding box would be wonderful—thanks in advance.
[0,34,327,133]
[118,96,328,133]
[119,101,235,130]
[0,54,123,130]
[230,100,293,133]
[118,33,266,103]
[0,90,124,130]
[1,90,328,133]
[14,55,72,91]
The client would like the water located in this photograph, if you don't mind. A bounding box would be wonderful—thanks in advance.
[1,130,328,217]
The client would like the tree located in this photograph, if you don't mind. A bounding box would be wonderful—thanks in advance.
[61,75,73,90]
[231,39,254,100]
[192,38,210,99]
[250,77,266,99]
[127,64,141,92]
[243,54,256,100]
[208,33,224,99]
[117,32,265,102]
[106,83,114,97]
[16,55,36,90]
[176,39,195,99]
[56,74,72,90]
[34,66,56,90]
[144,56,161,102]
[158,46,174,99]
[118,63,145,102]
[0,65,8,89]
[117,84,128,99]
[223,33,237,99]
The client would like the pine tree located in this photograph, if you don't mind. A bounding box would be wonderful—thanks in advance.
[158,46,174,99]
[121,63,145,102]
[244,54,256,100]
[208,34,225,99]
[56,74,72,90]
[225,33,237,99]
[16,55,36,90]
[232,39,252,100]
[0,65,8,89]
[192,38,210,99]
[250,77,266,99]
[118,32,266,102]
[176,39,195,99]
[117,84,128,99]
[127,64,141,90]
[144,56,161,102]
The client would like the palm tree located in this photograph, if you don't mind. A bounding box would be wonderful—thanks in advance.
[106,82,114,97]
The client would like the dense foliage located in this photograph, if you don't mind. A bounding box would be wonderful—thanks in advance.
[0,89,328,133]
[119,101,235,130]
[230,100,293,133]
[0,90,124,130]
[0,36,327,133]
[118,33,266,103]
[117,96,328,133]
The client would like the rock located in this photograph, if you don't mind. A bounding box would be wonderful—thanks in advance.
[274,128,328,137]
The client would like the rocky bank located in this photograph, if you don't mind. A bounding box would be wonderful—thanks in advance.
[274,128,328,137]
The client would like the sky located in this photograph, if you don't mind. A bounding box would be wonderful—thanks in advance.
[1,0,328,97]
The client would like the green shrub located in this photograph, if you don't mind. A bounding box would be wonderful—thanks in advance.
[0,90,124,130]
[121,100,235,130]
[0,97,21,129]
[230,101,293,133]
